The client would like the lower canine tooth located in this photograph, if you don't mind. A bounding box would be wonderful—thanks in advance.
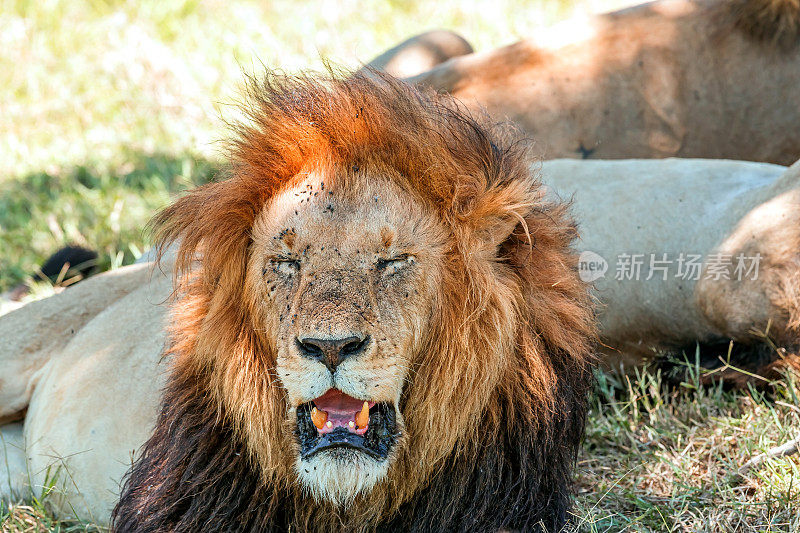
[355,401,370,429]
[311,407,328,430]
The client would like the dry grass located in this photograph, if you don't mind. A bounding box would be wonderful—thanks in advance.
[574,360,800,532]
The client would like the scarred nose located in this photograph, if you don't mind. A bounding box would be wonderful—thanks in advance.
[295,334,370,372]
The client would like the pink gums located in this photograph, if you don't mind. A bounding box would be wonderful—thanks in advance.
[312,389,375,436]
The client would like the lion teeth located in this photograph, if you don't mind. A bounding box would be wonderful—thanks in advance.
[355,401,370,429]
[311,407,328,430]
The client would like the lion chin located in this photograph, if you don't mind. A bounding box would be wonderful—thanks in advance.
[296,447,391,507]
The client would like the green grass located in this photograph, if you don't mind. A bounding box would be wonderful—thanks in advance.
[0,152,214,291]
[0,463,104,532]
[574,364,800,532]
[1,0,798,531]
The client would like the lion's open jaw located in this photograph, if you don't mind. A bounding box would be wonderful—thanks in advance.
[296,389,398,461]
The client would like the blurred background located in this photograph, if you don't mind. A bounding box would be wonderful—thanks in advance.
[0,0,634,296]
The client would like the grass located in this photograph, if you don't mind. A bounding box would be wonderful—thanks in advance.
[574,362,800,532]
[0,152,214,292]
[1,0,798,531]
[0,464,103,532]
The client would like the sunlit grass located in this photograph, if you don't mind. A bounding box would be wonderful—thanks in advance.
[0,460,104,532]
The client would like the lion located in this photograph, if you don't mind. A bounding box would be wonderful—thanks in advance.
[0,261,171,524]
[0,72,596,531]
[366,0,800,165]
[539,157,800,383]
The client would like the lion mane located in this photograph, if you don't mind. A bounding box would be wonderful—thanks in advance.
[726,0,800,48]
[111,71,596,532]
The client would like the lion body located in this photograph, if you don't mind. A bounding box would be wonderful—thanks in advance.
[365,30,473,80]
[542,158,800,377]
[0,262,170,523]
[389,0,800,165]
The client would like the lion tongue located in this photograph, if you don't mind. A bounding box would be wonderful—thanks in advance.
[312,389,374,436]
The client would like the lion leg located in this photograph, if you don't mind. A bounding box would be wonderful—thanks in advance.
[362,30,473,79]
[693,184,800,385]
[0,423,29,501]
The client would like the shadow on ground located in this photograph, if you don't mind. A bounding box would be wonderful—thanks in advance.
[0,151,219,292]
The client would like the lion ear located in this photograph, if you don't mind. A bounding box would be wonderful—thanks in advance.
[484,213,526,252]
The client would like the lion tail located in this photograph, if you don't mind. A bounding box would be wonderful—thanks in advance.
[727,0,800,47]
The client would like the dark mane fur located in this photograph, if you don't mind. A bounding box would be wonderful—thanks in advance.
[725,0,800,48]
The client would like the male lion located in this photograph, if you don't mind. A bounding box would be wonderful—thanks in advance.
[368,0,800,165]
[0,72,596,531]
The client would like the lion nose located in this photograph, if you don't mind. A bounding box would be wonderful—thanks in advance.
[295,334,370,372]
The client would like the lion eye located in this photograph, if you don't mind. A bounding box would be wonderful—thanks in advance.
[376,254,415,275]
[267,257,300,276]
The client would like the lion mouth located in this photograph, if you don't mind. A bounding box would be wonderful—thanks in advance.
[296,389,398,460]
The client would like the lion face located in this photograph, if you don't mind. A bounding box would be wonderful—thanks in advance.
[249,168,445,505]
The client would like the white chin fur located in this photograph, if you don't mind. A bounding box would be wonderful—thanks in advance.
[296,449,389,507]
